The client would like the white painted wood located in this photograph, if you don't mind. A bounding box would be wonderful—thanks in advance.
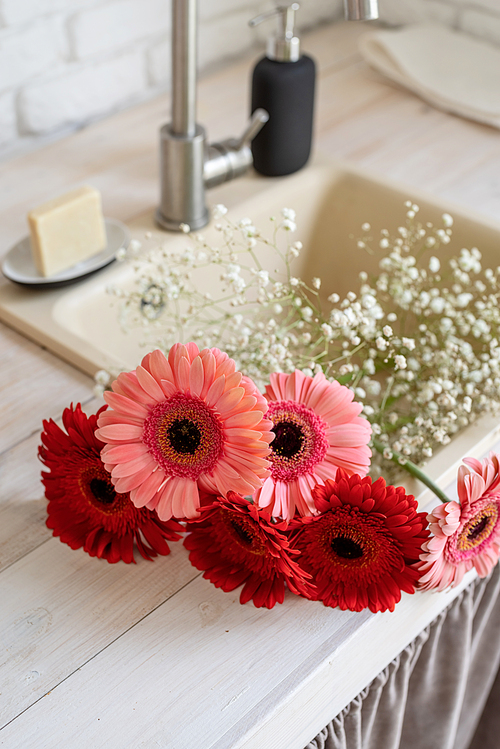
[0,541,200,729]
[1,19,500,749]
[0,528,477,749]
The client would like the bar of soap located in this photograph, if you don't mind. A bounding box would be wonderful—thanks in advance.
[28,185,107,277]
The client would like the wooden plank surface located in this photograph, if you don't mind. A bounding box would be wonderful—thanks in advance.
[1,19,500,749]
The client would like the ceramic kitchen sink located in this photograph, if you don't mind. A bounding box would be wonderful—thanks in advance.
[2,158,500,502]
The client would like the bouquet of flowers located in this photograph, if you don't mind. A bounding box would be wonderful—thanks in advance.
[38,203,500,613]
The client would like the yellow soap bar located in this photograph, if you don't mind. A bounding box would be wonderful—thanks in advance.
[28,185,107,277]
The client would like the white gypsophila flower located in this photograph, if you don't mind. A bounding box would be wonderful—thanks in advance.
[442,213,453,228]
[430,297,446,314]
[321,323,334,340]
[402,337,416,351]
[282,207,296,221]
[362,293,377,310]
[312,277,321,290]
[112,202,500,480]
[280,219,297,232]
[429,256,440,273]
[95,369,110,386]
[213,204,228,218]
[256,270,270,287]
[129,239,143,255]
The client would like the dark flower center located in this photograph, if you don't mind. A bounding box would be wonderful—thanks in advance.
[230,518,254,546]
[468,515,490,541]
[331,535,364,559]
[167,419,202,455]
[272,421,304,458]
[90,478,116,506]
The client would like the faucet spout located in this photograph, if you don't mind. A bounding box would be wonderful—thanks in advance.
[171,0,197,137]
[156,0,267,232]
[344,0,379,21]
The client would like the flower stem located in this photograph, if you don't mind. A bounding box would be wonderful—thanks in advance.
[372,437,450,504]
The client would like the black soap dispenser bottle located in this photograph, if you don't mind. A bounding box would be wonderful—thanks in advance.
[249,3,315,177]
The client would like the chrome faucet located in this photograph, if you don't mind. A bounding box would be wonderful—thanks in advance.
[156,0,379,233]
[156,0,268,232]
[344,0,379,21]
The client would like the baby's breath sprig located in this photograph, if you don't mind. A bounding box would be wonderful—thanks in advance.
[109,201,500,481]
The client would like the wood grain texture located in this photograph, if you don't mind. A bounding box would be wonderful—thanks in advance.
[1,19,500,749]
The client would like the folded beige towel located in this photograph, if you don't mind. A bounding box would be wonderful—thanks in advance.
[359,24,500,128]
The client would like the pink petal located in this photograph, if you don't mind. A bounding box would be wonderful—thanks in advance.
[206,376,226,408]
[189,355,204,397]
[136,365,165,401]
[113,463,156,493]
[224,411,264,429]
[104,392,149,419]
[200,351,216,399]
[101,442,149,462]
[130,470,166,507]
[176,355,191,392]
[215,387,245,415]
[147,348,175,385]
[96,424,143,441]
[111,454,156,478]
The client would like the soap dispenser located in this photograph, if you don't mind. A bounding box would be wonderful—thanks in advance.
[249,3,315,177]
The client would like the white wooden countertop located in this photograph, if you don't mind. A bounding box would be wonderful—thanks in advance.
[1,21,500,749]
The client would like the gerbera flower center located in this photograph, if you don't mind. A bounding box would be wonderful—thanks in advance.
[266,400,329,482]
[331,535,364,560]
[467,515,490,542]
[446,500,500,564]
[272,421,304,458]
[143,393,224,480]
[90,478,116,505]
[313,505,402,578]
[457,503,498,551]
[230,518,255,546]
[80,466,130,517]
[221,509,266,556]
[167,418,201,454]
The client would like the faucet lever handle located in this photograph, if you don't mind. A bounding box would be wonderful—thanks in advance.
[235,109,269,150]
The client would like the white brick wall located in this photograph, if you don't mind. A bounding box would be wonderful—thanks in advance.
[3,0,496,158]
[0,0,344,158]
[19,51,147,134]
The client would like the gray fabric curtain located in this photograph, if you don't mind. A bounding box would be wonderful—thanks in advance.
[306,566,500,749]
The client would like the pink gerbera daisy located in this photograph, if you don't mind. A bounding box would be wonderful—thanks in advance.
[418,453,500,591]
[254,370,372,520]
[96,345,273,521]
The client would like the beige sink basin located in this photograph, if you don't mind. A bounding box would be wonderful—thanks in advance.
[2,158,500,502]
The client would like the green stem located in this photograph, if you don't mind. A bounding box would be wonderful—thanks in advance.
[372,437,450,504]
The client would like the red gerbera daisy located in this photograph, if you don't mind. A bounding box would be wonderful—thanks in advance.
[39,403,183,563]
[290,471,429,613]
[184,491,314,608]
